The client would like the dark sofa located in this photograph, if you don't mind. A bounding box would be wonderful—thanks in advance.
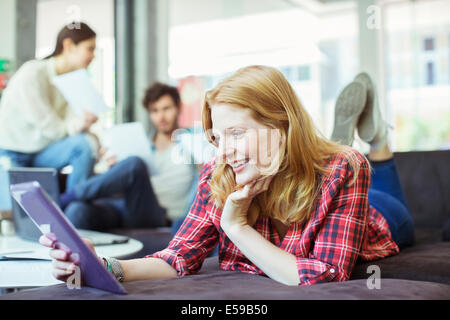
[2,150,449,300]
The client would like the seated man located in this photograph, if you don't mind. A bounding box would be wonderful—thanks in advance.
[60,83,213,231]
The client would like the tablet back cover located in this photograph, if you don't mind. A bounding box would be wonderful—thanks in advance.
[10,181,127,294]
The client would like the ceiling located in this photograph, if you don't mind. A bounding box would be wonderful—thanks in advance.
[170,0,355,26]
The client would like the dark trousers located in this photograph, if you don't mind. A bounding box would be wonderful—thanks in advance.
[368,158,415,249]
[65,156,167,230]
[0,134,95,191]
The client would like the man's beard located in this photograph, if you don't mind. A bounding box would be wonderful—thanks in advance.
[158,123,178,136]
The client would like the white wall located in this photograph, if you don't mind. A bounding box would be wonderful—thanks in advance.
[169,0,292,26]
[0,0,16,62]
[35,0,115,109]
[35,0,114,58]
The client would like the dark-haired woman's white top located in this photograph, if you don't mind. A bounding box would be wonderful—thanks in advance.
[0,58,84,153]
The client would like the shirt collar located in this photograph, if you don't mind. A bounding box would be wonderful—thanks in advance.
[47,57,57,79]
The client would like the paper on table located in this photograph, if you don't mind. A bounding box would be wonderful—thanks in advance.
[51,69,110,116]
[102,122,153,167]
[0,250,52,261]
[0,261,62,288]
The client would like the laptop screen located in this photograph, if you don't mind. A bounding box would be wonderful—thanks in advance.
[8,168,60,241]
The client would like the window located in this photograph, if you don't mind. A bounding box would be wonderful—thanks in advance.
[424,37,435,51]
[297,65,311,82]
[383,0,450,151]
[426,61,435,85]
[168,0,359,136]
[422,37,437,86]
[280,67,293,82]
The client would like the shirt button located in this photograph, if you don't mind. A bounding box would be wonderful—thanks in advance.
[330,268,335,273]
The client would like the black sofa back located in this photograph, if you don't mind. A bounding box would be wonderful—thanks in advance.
[393,150,450,243]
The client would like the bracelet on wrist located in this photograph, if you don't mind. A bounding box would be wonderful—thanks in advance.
[102,257,112,272]
[102,256,124,282]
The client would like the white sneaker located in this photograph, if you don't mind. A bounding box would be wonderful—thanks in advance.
[330,81,367,146]
[354,72,390,150]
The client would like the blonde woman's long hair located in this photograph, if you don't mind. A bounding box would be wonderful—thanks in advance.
[202,65,365,225]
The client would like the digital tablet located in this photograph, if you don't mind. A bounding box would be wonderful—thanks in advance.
[10,181,127,295]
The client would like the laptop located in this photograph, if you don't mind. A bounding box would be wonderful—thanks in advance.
[10,181,127,294]
[0,160,12,211]
[8,167,129,246]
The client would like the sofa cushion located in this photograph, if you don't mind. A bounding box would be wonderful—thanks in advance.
[351,241,450,284]
[1,257,449,300]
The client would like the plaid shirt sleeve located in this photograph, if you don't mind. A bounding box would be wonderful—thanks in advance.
[295,152,370,285]
[146,160,219,276]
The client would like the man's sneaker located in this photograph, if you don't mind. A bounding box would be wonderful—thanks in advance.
[330,81,367,146]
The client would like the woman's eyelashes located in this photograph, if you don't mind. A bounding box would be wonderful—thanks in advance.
[230,129,245,138]
[213,129,246,146]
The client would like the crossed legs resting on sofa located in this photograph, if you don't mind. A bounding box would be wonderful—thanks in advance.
[331,72,415,249]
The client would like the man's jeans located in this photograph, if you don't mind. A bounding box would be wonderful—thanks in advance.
[65,156,167,230]
[0,134,95,191]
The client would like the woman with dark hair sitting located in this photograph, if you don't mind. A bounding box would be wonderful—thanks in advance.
[0,22,99,190]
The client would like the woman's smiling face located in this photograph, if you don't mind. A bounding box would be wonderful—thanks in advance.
[210,103,282,186]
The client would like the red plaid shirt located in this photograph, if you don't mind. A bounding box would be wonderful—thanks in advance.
[148,149,399,285]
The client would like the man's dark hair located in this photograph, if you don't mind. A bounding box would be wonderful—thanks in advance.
[142,82,181,110]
